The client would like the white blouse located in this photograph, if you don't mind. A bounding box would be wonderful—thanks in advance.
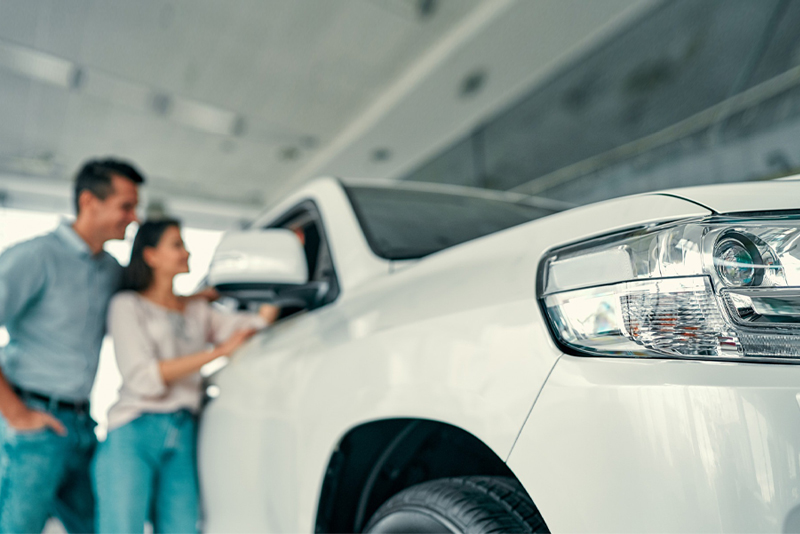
[105,291,266,431]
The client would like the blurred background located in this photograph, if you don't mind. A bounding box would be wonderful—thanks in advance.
[2,0,800,227]
[2,0,800,430]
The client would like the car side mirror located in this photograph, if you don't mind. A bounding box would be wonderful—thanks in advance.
[208,229,308,297]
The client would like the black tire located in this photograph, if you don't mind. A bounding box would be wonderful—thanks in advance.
[363,476,548,533]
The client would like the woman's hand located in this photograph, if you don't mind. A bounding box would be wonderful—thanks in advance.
[214,328,258,357]
[158,327,258,384]
[259,304,280,325]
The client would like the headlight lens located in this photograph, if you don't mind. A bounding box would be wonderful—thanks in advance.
[540,215,800,363]
[714,232,762,287]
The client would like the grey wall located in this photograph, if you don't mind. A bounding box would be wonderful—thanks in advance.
[401,0,800,204]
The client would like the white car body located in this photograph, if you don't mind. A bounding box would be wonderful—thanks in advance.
[198,176,800,533]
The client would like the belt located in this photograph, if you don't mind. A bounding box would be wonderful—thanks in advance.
[12,386,90,413]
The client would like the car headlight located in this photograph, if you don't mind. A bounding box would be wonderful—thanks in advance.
[539,215,800,363]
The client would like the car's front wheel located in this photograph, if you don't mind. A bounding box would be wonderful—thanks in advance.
[363,476,548,533]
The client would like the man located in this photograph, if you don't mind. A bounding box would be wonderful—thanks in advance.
[0,159,143,533]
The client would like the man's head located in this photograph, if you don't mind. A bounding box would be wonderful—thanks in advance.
[74,158,145,242]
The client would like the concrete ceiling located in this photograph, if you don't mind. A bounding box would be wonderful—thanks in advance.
[0,0,654,228]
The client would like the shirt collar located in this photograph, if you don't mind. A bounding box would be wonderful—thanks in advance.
[54,220,95,258]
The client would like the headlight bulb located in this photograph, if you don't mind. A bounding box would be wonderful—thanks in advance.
[714,232,763,287]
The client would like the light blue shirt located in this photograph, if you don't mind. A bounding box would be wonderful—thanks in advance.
[0,222,122,401]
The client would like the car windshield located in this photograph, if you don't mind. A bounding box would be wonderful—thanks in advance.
[344,185,555,260]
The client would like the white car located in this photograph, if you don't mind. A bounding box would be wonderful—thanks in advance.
[199,176,800,533]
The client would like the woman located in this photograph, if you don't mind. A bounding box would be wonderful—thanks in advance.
[93,219,279,533]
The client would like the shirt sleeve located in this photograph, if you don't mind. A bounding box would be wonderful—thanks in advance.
[0,241,48,327]
[107,294,167,398]
[205,303,268,345]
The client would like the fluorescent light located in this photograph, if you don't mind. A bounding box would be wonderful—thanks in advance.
[170,97,239,136]
[0,39,261,140]
[0,40,77,88]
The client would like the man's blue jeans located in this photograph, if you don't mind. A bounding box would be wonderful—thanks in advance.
[0,396,96,534]
[92,411,199,534]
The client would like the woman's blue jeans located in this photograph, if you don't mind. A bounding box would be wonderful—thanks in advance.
[92,411,199,534]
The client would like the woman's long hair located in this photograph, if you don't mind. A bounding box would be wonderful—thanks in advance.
[122,218,182,292]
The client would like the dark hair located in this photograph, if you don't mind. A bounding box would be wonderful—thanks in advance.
[74,158,146,214]
[122,218,181,292]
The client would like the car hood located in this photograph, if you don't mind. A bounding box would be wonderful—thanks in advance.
[662,177,800,214]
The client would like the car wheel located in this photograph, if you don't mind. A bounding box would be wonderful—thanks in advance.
[362,476,548,533]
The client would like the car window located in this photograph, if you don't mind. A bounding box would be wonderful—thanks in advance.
[344,186,555,260]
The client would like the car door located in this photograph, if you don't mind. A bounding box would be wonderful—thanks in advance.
[200,200,346,532]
